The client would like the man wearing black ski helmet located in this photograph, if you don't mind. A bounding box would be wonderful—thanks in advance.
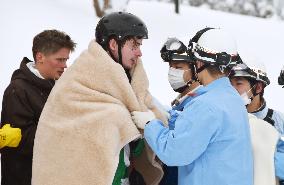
[32,12,167,185]
[96,12,148,80]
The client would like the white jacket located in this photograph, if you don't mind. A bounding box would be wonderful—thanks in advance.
[248,113,279,185]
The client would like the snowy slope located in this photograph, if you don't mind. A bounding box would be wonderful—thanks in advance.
[127,1,284,111]
[1,0,284,115]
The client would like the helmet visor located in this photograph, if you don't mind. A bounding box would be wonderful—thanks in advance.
[231,63,256,78]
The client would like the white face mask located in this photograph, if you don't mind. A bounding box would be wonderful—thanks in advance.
[168,67,187,90]
[241,92,252,106]
[240,87,254,106]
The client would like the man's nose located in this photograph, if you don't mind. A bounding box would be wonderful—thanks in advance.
[61,61,67,68]
[135,47,142,57]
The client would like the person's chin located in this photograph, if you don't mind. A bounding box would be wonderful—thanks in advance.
[123,65,132,70]
[58,71,64,76]
[55,74,61,80]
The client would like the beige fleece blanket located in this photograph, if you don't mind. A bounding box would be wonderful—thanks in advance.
[32,40,166,185]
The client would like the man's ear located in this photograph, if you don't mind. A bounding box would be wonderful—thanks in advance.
[255,81,264,94]
[35,52,44,64]
[108,38,118,52]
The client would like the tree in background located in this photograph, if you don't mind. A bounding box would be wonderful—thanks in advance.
[274,0,284,19]
[93,0,111,17]
[93,0,131,17]
[149,0,284,20]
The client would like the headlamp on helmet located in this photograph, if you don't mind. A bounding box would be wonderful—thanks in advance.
[160,37,190,62]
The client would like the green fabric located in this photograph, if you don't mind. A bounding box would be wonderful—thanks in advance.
[112,149,128,185]
[131,139,144,157]
[112,140,145,185]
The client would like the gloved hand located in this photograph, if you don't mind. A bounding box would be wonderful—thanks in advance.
[0,124,22,149]
[162,110,170,120]
[131,110,156,129]
[168,110,181,130]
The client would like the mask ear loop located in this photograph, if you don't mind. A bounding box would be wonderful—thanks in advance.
[246,84,257,102]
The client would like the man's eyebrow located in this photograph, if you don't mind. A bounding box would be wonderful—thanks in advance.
[133,39,142,46]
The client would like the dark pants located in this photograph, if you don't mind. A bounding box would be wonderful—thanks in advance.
[160,166,178,185]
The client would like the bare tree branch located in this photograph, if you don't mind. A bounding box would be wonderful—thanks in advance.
[93,0,104,17]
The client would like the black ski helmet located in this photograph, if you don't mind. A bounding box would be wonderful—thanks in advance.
[95,12,148,49]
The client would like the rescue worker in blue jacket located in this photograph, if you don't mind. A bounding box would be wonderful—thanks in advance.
[158,37,202,185]
[230,58,284,183]
[131,27,254,185]
[229,56,284,135]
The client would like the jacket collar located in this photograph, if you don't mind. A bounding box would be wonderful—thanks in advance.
[12,57,55,91]
[251,99,268,120]
[198,77,231,95]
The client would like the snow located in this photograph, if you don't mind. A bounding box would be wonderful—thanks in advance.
[1,0,284,118]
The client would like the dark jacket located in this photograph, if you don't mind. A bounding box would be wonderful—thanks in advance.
[1,57,55,185]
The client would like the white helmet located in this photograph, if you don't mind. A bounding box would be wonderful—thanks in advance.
[231,53,270,86]
[188,27,241,71]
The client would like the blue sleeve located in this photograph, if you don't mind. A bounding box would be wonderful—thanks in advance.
[273,111,284,135]
[144,101,220,166]
[168,110,180,130]
[275,138,284,179]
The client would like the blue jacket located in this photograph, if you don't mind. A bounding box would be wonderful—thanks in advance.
[160,87,203,185]
[145,77,253,185]
[275,138,284,180]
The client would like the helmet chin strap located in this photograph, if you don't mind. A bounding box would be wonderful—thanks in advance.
[193,62,210,85]
[117,41,123,66]
[106,38,134,83]
[107,39,123,66]
[117,41,132,82]
[174,85,188,93]
[108,40,132,82]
